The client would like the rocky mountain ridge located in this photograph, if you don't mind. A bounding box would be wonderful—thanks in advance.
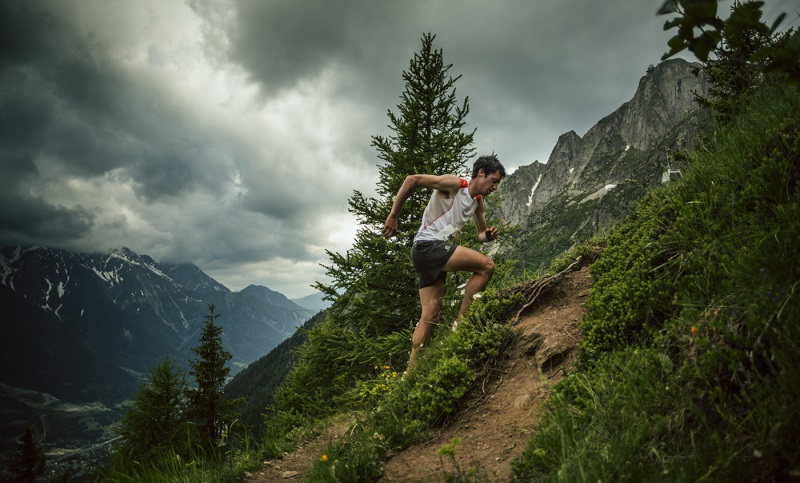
[497,58,708,226]
[495,59,710,273]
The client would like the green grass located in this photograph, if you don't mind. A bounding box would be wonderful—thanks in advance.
[101,424,263,482]
[103,449,260,483]
[260,82,800,483]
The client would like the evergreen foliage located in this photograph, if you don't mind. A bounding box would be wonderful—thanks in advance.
[224,311,326,439]
[2,426,46,483]
[187,304,242,452]
[316,32,476,337]
[117,357,188,461]
[659,0,800,86]
[105,307,254,480]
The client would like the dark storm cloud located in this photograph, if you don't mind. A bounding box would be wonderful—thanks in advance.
[0,0,358,281]
[0,0,234,206]
[1,0,795,297]
[229,0,412,96]
[0,0,64,68]
[0,188,94,244]
[219,0,687,168]
[42,58,237,202]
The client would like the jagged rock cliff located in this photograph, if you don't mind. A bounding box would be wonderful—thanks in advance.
[497,58,708,227]
[496,58,710,273]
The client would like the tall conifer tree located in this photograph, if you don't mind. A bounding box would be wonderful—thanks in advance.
[272,33,479,422]
[316,33,475,340]
[3,426,46,483]
[117,357,187,460]
[187,304,239,451]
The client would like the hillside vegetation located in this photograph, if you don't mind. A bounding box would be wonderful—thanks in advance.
[252,10,799,482]
[511,80,799,481]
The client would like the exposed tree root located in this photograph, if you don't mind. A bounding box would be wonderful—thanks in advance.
[506,255,587,320]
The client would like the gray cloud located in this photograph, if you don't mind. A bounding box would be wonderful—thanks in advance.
[1,0,795,297]
[0,188,94,244]
[228,0,412,96]
[221,0,694,164]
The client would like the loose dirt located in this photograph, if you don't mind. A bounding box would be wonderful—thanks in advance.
[246,263,591,482]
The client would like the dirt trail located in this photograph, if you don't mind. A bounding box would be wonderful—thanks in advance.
[247,264,591,482]
[246,422,350,481]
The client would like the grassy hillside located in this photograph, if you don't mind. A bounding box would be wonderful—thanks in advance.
[511,81,800,481]
[95,29,799,481]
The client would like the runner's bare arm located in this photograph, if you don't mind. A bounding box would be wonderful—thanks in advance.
[473,198,498,242]
[382,174,462,238]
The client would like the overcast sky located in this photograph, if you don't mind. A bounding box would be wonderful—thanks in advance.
[1,0,797,298]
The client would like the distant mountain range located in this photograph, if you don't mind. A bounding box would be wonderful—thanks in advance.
[0,244,332,455]
[0,245,324,407]
[291,291,330,312]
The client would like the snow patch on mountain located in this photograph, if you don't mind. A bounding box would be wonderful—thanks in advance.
[526,174,543,208]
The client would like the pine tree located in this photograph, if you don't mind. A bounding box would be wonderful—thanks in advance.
[3,426,46,483]
[271,33,478,410]
[693,1,774,122]
[316,32,475,338]
[117,357,187,460]
[187,304,240,451]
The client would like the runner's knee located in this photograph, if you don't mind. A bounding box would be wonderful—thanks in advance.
[419,307,440,323]
[481,257,495,277]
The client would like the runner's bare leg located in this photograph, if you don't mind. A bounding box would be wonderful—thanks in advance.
[443,245,495,323]
[409,280,445,369]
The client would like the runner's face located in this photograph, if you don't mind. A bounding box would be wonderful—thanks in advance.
[480,169,503,195]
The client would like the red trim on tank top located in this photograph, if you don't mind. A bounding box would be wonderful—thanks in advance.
[460,178,481,200]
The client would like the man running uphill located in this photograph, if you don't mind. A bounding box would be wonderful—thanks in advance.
[382,155,506,369]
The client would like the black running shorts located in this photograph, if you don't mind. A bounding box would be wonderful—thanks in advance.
[411,240,457,289]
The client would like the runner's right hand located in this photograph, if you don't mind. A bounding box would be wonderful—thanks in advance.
[382,214,398,238]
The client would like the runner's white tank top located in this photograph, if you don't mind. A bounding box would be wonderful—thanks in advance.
[414,178,481,243]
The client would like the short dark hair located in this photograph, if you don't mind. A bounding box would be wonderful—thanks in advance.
[472,154,506,179]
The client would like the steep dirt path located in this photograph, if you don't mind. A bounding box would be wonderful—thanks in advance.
[247,264,591,482]
[381,264,590,482]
